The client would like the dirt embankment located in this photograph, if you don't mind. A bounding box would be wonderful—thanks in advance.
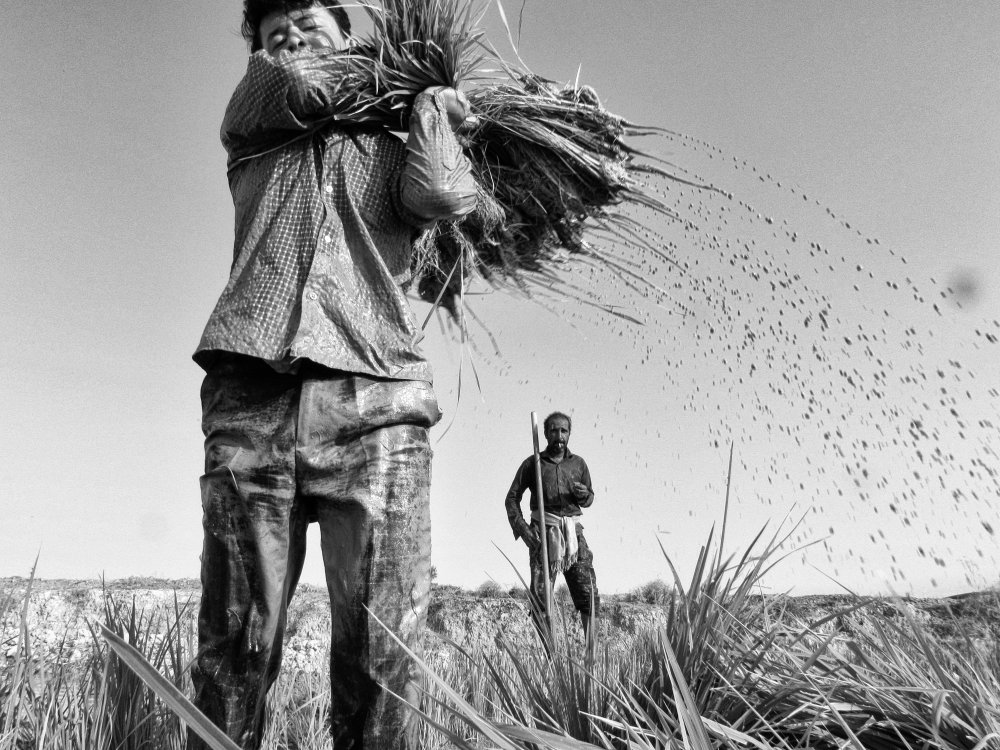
[1,579,669,670]
[4,579,998,670]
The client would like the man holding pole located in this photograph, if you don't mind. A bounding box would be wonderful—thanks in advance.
[505,411,600,636]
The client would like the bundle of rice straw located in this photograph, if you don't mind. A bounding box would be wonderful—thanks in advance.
[269,0,691,316]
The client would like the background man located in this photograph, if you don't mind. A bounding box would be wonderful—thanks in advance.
[190,1,476,748]
[504,411,601,636]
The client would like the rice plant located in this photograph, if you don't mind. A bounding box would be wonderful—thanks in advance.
[397,517,1000,750]
[0,580,194,750]
[6,530,1000,750]
[8,518,1000,750]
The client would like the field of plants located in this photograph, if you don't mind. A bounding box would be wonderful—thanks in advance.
[3,524,1000,749]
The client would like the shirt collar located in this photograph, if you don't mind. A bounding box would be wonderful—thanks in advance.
[541,447,573,462]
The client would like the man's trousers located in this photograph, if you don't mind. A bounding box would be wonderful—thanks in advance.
[189,355,440,750]
[528,520,600,622]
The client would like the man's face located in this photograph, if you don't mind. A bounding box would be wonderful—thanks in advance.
[259,5,349,56]
[544,417,571,455]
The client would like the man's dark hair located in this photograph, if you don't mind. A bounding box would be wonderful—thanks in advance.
[242,0,352,51]
[544,412,572,433]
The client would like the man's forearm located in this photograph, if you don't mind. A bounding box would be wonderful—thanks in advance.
[505,466,532,539]
[579,460,595,507]
[505,495,528,538]
[399,90,477,221]
[221,49,350,159]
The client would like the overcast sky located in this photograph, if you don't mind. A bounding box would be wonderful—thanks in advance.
[2,1,999,596]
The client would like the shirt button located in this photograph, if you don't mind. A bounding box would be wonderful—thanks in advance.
[308,291,318,301]
[323,235,332,243]
[324,185,333,194]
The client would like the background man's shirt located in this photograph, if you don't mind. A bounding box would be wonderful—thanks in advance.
[505,450,595,539]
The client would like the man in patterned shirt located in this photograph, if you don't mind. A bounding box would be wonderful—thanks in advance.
[189,2,476,748]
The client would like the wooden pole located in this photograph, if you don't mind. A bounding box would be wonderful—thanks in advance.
[530,412,553,638]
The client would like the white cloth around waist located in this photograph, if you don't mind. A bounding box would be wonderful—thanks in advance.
[531,511,579,571]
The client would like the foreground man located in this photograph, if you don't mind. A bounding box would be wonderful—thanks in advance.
[190,2,476,747]
[504,412,601,636]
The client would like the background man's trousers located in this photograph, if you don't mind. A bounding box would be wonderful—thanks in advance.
[528,520,600,631]
[190,355,440,750]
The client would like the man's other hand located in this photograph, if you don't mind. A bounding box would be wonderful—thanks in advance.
[571,482,590,500]
[519,524,541,550]
[425,86,477,133]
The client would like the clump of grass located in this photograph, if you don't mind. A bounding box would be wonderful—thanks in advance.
[622,578,673,606]
[475,579,506,598]
[0,576,195,750]
[412,72,692,314]
[739,600,1000,750]
[397,483,1000,750]
[88,590,193,748]
[12,530,1000,750]
[259,670,333,747]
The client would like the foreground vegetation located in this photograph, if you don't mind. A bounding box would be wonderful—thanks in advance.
[4,525,1000,749]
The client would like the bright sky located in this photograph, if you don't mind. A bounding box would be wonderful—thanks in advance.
[2,1,999,596]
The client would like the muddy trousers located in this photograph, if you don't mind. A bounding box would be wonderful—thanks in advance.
[190,356,439,750]
[528,521,600,636]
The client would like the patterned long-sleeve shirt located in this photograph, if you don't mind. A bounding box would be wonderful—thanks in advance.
[505,450,595,540]
[194,49,477,380]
